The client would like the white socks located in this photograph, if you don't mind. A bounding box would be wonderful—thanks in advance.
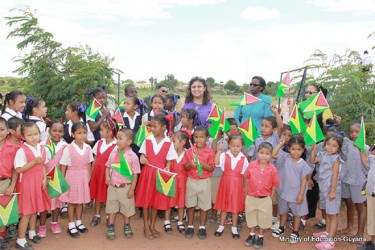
[28,230,36,240]
[69,222,78,233]
[16,238,27,247]
[199,226,206,229]
[231,226,238,234]
[217,225,225,232]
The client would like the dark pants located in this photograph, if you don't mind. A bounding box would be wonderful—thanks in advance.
[306,171,319,218]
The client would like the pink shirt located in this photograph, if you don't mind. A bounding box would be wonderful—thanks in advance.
[106,148,141,186]
[244,160,280,197]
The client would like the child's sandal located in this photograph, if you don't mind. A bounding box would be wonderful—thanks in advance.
[177,224,186,233]
[164,224,173,233]
[76,224,89,233]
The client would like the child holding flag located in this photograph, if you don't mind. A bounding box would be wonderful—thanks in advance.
[337,121,369,242]
[38,121,67,237]
[86,87,111,144]
[59,122,93,238]
[105,127,140,240]
[184,126,215,240]
[135,114,177,240]
[89,119,118,227]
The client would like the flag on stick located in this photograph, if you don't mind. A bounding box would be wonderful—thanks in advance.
[194,154,203,178]
[230,93,261,106]
[238,117,259,147]
[47,166,70,198]
[134,125,151,147]
[288,104,306,134]
[155,169,176,198]
[304,112,325,146]
[111,109,125,127]
[298,91,329,119]
[45,137,56,158]
[111,149,134,181]
[85,98,102,119]
[354,117,366,152]
[0,194,19,227]
[118,98,125,111]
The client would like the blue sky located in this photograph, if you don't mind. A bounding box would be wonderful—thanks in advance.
[1,0,375,85]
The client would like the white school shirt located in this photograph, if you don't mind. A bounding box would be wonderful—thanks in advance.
[142,110,155,123]
[123,111,140,129]
[65,119,95,142]
[139,135,177,161]
[219,151,249,174]
[28,115,49,144]
[60,141,93,166]
[92,139,117,155]
[45,140,67,160]
[1,108,23,121]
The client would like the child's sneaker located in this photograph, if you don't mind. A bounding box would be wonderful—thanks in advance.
[272,228,285,238]
[90,216,101,227]
[50,223,62,234]
[314,221,326,230]
[289,232,300,244]
[245,234,255,246]
[60,204,68,217]
[107,225,115,240]
[312,231,329,239]
[270,218,280,230]
[315,241,335,250]
[37,225,47,238]
[123,224,133,238]
[254,237,264,249]
[6,224,17,239]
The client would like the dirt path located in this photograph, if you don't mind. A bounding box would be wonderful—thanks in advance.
[9,205,366,250]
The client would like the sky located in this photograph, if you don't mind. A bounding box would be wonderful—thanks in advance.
[1,0,375,85]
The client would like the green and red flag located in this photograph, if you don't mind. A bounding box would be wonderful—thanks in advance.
[85,98,102,119]
[277,72,291,98]
[194,153,203,178]
[303,112,325,146]
[238,117,259,147]
[155,169,176,198]
[230,92,261,106]
[207,103,221,122]
[134,125,151,147]
[298,91,329,119]
[44,137,56,158]
[354,117,366,152]
[0,194,19,227]
[111,149,134,181]
[288,104,306,134]
[219,109,231,133]
[111,109,125,128]
[47,166,70,198]
[118,98,125,111]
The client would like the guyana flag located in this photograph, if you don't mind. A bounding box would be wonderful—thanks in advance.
[134,125,151,147]
[194,153,203,178]
[111,109,124,128]
[45,137,56,158]
[111,149,134,181]
[238,117,259,147]
[230,92,261,106]
[219,110,231,133]
[276,83,289,98]
[155,169,176,198]
[207,103,221,122]
[118,98,125,111]
[47,166,70,198]
[303,112,325,146]
[288,104,306,134]
[354,117,366,152]
[85,98,102,119]
[0,194,19,227]
[299,91,329,119]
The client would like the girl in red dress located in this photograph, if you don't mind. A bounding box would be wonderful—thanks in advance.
[164,130,190,233]
[213,133,249,239]
[14,122,50,249]
[135,114,177,240]
[89,119,117,227]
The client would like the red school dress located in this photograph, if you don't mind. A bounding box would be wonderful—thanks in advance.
[59,144,91,204]
[169,151,188,208]
[45,142,67,210]
[135,138,173,210]
[18,144,51,215]
[90,139,116,203]
[214,153,246,213]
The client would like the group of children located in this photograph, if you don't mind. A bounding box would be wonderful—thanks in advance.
[0,88,374,250]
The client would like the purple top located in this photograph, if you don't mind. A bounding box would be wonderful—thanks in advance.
[182,101,213,128]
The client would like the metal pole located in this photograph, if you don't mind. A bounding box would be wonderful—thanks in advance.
[117,73,120,104]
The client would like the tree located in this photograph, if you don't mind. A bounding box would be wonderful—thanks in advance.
[305,48,375,144]
[122,79,134,85]
[263,81,279,96]
[224,80,240,93]
[206,77,216,88]
[5,8,116,118]
[158,74,178,90]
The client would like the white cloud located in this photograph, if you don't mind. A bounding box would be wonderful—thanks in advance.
[309,0,375,13]
[241,6,280,21]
